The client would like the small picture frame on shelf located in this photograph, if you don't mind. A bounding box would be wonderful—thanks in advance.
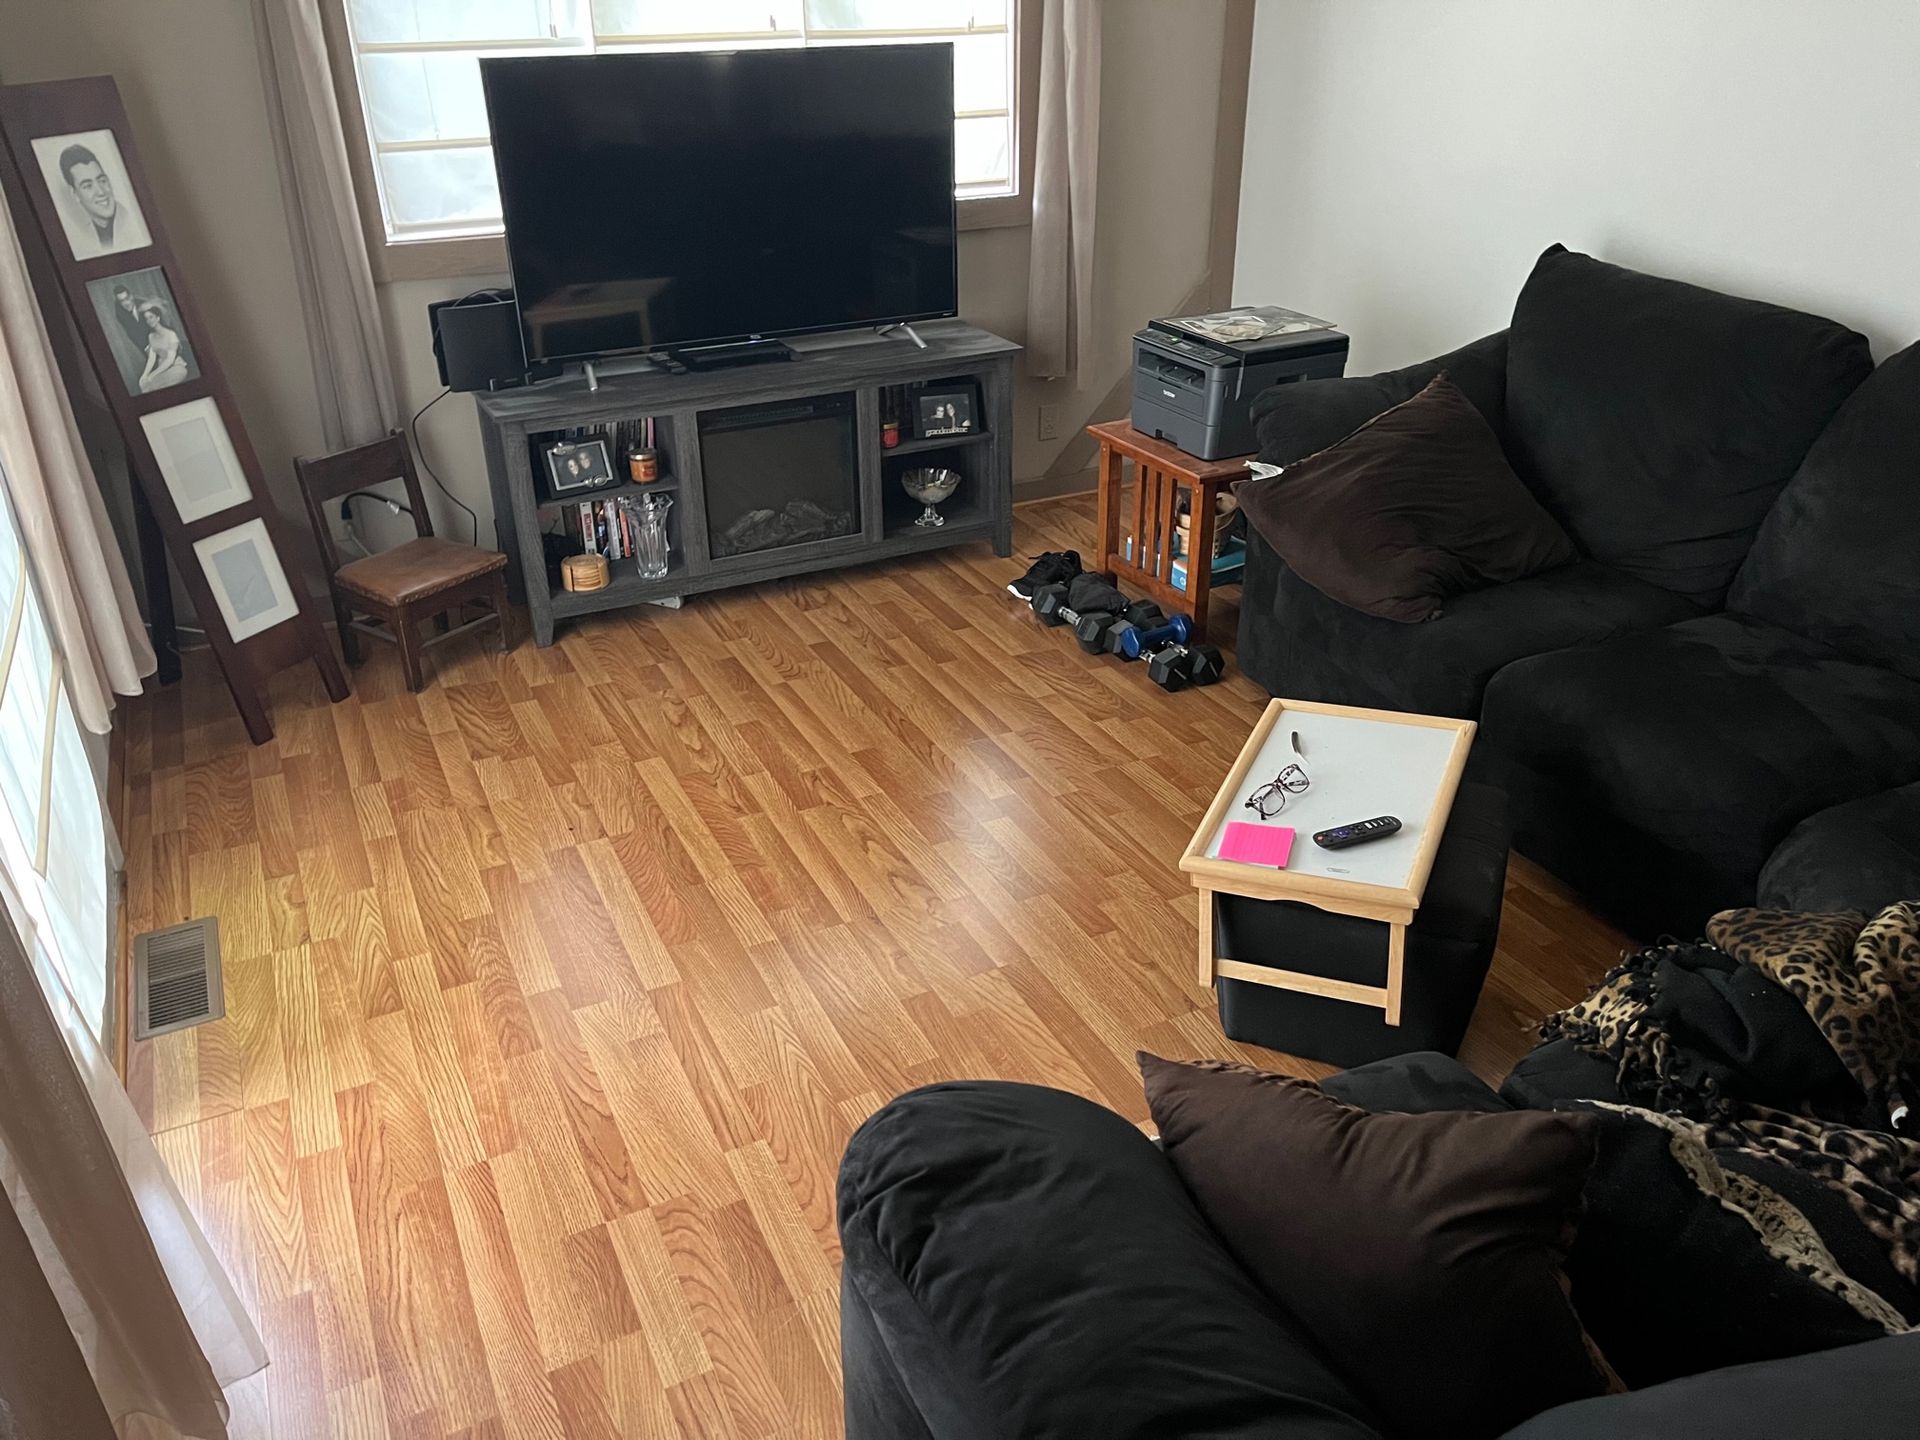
[913,382,978,440]
[537,435,618,504]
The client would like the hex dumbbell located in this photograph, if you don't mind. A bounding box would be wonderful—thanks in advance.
[1101,600,1168,658]
[1034,575,1131,654]
[1117,612,1193,661]
[1146,641,1226,691]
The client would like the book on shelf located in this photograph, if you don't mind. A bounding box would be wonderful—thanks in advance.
[575,497,633,561]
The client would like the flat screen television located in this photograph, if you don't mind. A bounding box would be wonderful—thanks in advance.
[481,47,959,367]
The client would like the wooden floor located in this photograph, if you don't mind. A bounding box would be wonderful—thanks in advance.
[120,493,1627,1440]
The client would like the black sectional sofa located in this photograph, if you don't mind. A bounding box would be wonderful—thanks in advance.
[1240,246,1920,935]
[838,1060,1920,1440]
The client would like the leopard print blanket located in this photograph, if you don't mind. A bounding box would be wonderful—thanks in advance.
[1707,902,1920,1127]
[1545,902,1920,1127]
[1542,902,1920,1315]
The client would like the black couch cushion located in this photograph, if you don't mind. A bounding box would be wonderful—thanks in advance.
[1237,531,1698,718]
[837,1081,1383,1440]
[1503,246,1872,607]
[1499,1331,1920,1440]
[1760,781,1920,915]
[1482,613,1920,933]
[1320,1049,1512,1113]
[1252,330,1510,467]
[1730,339,1920,682]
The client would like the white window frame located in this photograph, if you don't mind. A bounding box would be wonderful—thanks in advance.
[0,463,117,1047]
[321,0,1042,283]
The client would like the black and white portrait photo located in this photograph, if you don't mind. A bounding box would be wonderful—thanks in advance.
[915,387,976,438]
[30,128,152,260]
[543,438,614,494]
[87,267,199,396]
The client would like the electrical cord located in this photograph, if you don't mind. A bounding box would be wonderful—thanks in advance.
[406,385,480,546]
[340,488,414,516]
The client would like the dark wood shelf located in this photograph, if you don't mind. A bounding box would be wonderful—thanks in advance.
[883,513,994,545]
[550,562,684,616]
[477,321,1017,645]
[535,475,678,510]
[883,429,993,458]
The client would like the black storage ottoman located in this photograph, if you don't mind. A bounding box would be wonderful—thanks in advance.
[1216,781,1510,1068]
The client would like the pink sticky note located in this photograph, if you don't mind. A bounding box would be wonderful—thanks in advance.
[1221,821,1294,868]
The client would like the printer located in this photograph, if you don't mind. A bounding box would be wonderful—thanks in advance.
[1131,306,1349,460]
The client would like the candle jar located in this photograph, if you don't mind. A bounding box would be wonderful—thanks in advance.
[881,421,901,450]
[627,446,660,483]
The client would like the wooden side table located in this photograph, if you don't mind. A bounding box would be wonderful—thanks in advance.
[1088,419,1253,641]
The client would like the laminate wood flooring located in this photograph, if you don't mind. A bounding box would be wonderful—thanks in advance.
[120,493,1628,1439]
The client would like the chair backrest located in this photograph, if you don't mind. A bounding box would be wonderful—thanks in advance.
[292,430,432,577]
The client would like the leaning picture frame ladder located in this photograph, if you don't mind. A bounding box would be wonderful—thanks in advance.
[0,74,346,744]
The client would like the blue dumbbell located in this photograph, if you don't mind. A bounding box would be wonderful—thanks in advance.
[1117,612,1192,660]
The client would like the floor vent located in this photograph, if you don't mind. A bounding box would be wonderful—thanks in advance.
[133,918,225,1040]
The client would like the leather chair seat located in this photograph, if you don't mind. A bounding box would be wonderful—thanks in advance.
[335,537,506,606]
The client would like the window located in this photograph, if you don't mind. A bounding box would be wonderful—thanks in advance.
[0,461,113,1041]
[337,0,1023,251]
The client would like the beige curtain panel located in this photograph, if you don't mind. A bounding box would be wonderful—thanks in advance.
[254,0,400,449]
[0,904,265,1440]
[0,188,156,733]
[0,1179,117,1440]
[1025,0,1102,381]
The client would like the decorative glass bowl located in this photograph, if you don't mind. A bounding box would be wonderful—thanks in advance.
[900,466,961,528]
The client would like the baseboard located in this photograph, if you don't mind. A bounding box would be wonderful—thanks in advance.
[1013,466,1097,504]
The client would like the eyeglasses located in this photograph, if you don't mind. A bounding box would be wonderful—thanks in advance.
[1244,763,1310,820]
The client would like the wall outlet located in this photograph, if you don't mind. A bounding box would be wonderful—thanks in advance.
[1037,403,1060,441]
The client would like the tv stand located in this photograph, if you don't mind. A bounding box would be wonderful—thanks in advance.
[661,336,796,372]
[475,320,1018,646]
[876,322,930,349]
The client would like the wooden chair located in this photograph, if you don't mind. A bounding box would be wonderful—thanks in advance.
[294,430,511,692]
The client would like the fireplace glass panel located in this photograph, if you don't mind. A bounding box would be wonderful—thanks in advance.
[699,393,859,559]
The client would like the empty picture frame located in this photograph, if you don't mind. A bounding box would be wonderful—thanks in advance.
[139,396,250,523]
[192,519,298,642]
[29,127,151,260]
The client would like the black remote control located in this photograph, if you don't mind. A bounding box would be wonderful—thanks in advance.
[1312,816,1402,850]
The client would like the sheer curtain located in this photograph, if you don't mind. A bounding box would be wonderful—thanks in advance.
[253,0,399,448]
[0,185,155,732]
[1025,0,1101,381]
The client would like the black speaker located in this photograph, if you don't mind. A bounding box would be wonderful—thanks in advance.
[429,291,555,391]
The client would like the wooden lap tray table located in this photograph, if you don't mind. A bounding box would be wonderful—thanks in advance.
[1181,698,1477,1028]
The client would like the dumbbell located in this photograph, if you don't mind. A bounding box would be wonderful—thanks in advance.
[1030,582,1077,625]
[1101,599,1167,658]
[1117,612,1193,661]
[1033,574,1130,652]
[1146,641,1226,692]
[1077,597,1157,655]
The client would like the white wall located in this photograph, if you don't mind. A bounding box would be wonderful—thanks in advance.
[1234,0,1920,374]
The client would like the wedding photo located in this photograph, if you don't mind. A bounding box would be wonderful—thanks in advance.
[29,127,151,260]
[87,267,198,396]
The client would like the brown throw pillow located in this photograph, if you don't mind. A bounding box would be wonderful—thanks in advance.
[1236,373,1576,622]
[1139,1053,1610,1439]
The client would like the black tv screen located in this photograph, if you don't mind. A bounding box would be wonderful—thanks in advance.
[482,47,959,365]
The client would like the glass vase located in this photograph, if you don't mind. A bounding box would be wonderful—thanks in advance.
[620,492,674,580]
